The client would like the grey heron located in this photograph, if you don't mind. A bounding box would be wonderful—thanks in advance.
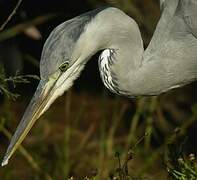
[2,0,197,166]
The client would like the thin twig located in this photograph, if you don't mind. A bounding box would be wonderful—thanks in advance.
[0,0,23,31]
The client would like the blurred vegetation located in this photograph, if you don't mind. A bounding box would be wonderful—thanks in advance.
[0,0,197,180]
[0,64,39,100]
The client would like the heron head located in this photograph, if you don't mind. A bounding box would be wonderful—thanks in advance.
[2,7,129,166]
[1,13,102,166]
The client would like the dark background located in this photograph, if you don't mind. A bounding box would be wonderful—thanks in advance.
[0,0,197,179]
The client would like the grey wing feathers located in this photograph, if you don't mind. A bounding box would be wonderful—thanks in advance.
[160,0,166,11]
[143,0,179,59]
[181,0,197,38]
[144,0,197,60]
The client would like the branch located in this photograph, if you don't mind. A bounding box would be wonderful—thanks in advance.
[0,0,23,31]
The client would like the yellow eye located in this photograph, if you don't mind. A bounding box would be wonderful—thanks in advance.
[59,62,69,72]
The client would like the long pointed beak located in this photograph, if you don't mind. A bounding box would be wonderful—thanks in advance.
[1,59,84,166]
[1,80,56,166]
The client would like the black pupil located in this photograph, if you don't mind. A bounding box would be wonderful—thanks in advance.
[60,63,68,71]
[62,65,67,69]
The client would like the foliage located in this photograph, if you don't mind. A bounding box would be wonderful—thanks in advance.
[166,139,197,180]
[0,64,39,100]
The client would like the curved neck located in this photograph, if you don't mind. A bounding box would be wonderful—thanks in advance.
[88,8,145,95]
[74,8,181,96]
[76,7,197,97]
